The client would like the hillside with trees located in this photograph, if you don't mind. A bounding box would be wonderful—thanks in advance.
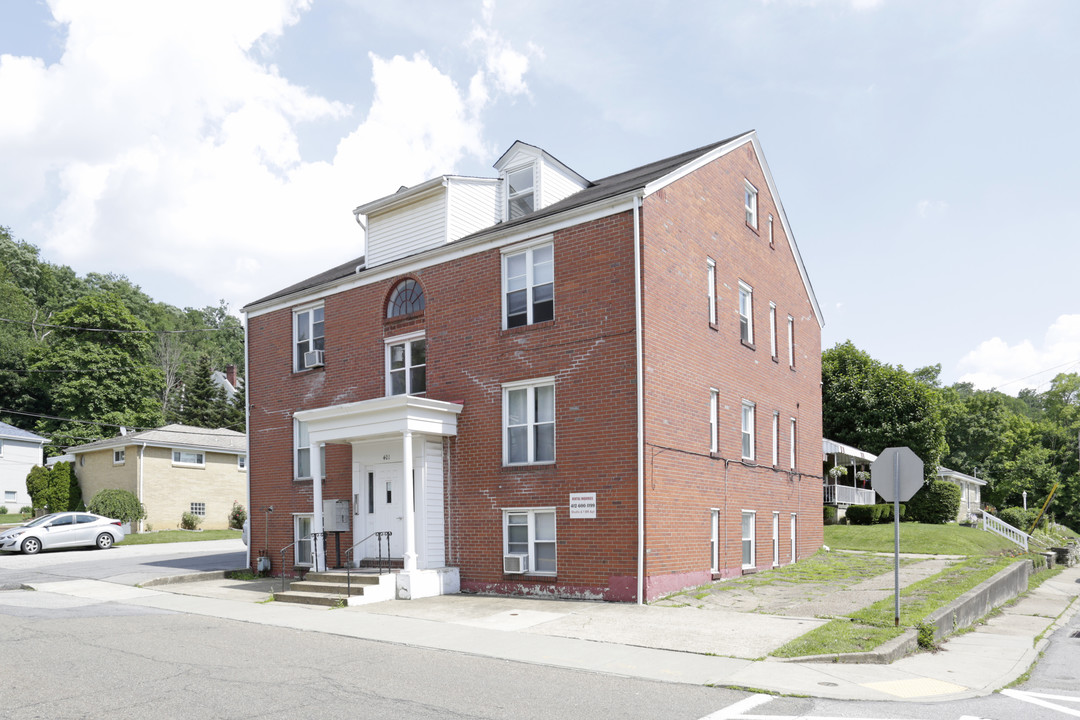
[0,225,244,454]
[823,341,1080,531]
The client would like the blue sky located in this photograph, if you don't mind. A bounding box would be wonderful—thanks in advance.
[1,0,1077,393]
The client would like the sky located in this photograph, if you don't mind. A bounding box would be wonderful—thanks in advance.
[0,0,1077,395]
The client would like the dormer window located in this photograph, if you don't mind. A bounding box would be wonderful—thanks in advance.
[507,166,535,219]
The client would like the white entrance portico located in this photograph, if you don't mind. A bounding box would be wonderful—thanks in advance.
[293,394,462,599]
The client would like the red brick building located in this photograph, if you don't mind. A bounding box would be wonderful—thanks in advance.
[242,131,823,602]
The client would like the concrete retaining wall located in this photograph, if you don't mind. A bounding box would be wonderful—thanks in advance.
[922,560,1030,643]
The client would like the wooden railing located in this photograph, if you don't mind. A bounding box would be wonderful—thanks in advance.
[981,512,1030,551]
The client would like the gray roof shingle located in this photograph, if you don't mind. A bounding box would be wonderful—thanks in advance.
[68,424,246,454]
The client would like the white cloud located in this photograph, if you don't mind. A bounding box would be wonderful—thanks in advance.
[957,314,1080,393]
[917,199,948,218]
[0,0,534,310]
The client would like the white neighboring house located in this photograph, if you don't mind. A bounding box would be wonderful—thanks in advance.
[938,467,986,523]
[0,421,47,510]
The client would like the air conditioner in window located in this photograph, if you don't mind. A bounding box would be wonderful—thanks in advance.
[503,553,529,574]
[303,350,325,368]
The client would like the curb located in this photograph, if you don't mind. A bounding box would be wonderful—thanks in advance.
[773,627,917,665]
[140,569,246,587]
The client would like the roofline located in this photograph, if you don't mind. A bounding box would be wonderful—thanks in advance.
[69,439,246,455]
[938,466,987,486]
[494,140,591,187]
[0,432,46,444]
[354,175,499,217]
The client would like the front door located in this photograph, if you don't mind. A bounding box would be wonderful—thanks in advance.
[370,463,405,560]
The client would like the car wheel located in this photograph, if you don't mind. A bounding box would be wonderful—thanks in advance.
[21,537,41,555]
[95,532,114,550]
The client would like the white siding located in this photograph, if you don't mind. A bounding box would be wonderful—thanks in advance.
[366,191,447,267]
[539,158,587,208]
[422,439,445,568]
[447,178,498,241]
[0,438,44,508]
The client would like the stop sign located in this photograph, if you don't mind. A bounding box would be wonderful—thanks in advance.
[871,447,925,502]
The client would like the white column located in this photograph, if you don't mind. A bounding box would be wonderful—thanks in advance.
[311,441,326,572]
[402,430,417,571]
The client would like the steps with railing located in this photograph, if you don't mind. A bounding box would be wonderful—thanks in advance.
[275,571,396,607]
[981,512,1030,551]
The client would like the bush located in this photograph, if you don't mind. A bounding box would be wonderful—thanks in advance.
[824,505,838,525]
[0,506,7,515]
[905,479,961,524]
[999,506,1040,532]
[180,512,203,530]
[25,462,82,513]
[228,501,247,530]
[87,488,146,524]
[20,506,32,515]
[846,503,905,525]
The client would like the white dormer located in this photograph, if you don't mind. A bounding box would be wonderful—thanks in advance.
[494,142,589,222]
[357,175,499,268]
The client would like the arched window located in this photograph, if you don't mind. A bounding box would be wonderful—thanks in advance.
[387,278,425,318]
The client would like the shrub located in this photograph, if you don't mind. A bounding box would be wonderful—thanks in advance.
[180,512,203,530]
[0,506,7,515]
[904,479,961,524]
[25,462,82,513]
[823,505,838,525]
[229,501,247,530]
[87,488,146,524]
[1000,506,1040,532]
[20,506,31,515]
[846,503,905,525]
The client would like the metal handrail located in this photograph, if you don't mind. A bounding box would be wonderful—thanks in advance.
[344,531,393,597]
[279,532,323,594]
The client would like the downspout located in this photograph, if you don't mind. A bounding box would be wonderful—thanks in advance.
[634,194,645,605]
[137,443,145,533]
[243,314,251,571]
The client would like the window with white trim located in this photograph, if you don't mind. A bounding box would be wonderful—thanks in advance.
[172,450,205,467]
[741,401,755,461]
[709,389,719,454]
[190,502,206,516]
[113,449,125,465]
[768,213,774,246]
[744,181,758,229]
[504,242,554,328]
[238,455,247,471]
[387,278,425,318]
[4,490,16,503]
[386,332,426,396]
[506,166,535,219]
[771,411,779,467]
[503,379,555,465]
[294,305,325,371]
[707,258,717,325]
[769,302,777,359]
[294,419,325,480]
[787,315,795,368]
[710,509,720,573]
[504,508,556,574]
[790,513,798,563]
[739,282,753,345]
[772,512,780,566]
[790,418,797,470]
[741,510,756,569]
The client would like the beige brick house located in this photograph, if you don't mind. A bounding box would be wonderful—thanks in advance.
[69,424,247,531]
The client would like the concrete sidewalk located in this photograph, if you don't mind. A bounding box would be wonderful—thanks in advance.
[17,564,1080,702]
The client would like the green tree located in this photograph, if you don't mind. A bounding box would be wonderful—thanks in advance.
[87,488,146,524]
[178,354,231,428]
[822,341,946,479]
[25,462,82,512]
[30,293,163,449]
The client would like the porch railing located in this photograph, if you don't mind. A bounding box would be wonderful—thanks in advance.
[823,484,876,506]
[279,532,322,595]
[981,512,1030,551]
[344,531,393,598]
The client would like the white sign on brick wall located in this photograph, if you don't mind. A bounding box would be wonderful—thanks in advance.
[569,492,597,519]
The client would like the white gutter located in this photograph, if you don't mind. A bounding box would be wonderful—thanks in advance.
[634,194,645,605]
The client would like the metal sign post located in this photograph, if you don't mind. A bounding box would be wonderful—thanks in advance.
[871,447,924,628]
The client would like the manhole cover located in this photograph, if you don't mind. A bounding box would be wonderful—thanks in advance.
[818,682,838,687]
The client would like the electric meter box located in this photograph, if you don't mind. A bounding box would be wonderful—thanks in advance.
[323,499,350,532]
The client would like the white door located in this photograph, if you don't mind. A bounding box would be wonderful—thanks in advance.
[370,463,405,559]
[295,515,313,567]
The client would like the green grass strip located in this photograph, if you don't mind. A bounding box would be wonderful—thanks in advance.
[117,529,242,545]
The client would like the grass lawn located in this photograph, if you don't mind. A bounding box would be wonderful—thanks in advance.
[824,522,1018,555]
[117,529,242,545]
[0,513,32,524]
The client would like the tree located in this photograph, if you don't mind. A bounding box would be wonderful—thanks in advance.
[87,488,146,524]
[177,354,231,428]
[24,462,82,512]
[822,341,946,479]
[30,293,163,449]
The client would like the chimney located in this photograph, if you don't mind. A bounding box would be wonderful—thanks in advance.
[226,364,237,388]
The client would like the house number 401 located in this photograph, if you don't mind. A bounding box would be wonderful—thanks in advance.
[383,454,391,461]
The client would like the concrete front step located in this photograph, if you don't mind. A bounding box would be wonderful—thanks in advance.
[275,570,396,607]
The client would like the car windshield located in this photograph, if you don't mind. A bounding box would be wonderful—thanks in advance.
[22,514,58,528]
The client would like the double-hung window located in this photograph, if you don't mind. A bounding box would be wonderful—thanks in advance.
[744,181,758,229]
[172,450,205,467]
[504,241,554,328]
[506,166,535,219]
[505,508,556,574]
[294,419,325,480]
[787,316,795,368]
[709,389,719,454]
[294,305,325,371]
[710,509,720,573]
[772,512,780,566]
[386,332,426,396]
[790,418,798,470]
[771,411,779,467]
[741,401,755,461]
[739,282,753,345]
[707,258,717,325]
[741,510,756,569]
[768,302,777,359]
[503,378,555,465]
[113,449,125,465]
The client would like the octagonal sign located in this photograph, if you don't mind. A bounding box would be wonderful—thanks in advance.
[871,446,925,502]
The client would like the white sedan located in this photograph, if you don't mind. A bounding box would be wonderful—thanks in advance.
[0,512,125,555]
